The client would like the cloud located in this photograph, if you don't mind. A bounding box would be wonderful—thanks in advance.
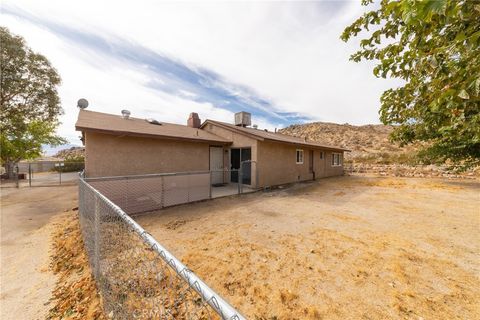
[1,1,401,146]
[3,5,303,124]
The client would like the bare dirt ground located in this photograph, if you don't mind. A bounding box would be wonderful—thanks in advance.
[136,175,480,319]
[0,185,77,320]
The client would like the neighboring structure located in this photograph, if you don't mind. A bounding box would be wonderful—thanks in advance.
[76,109,348,188]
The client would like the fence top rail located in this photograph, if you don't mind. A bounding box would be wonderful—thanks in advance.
[79,177,245,320]
[84,170,212,182]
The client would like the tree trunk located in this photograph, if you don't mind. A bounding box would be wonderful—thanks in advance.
[6,161,17,180]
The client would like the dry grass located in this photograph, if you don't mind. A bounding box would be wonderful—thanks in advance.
[47,210,105,320]
[46,211,220,319]
[137,175,480,319]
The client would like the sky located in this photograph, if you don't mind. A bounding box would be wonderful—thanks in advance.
[1,0,399,147]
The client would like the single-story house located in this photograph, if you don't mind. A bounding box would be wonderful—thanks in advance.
[76,109,348,188]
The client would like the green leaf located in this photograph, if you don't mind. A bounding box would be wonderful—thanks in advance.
[470,30,480,46]
[454,32,465,43]
[458,89,470,100]
[424,0,447,14]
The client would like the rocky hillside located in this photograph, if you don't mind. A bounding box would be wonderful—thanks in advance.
[55,147,85,160]
[279,122,418,164]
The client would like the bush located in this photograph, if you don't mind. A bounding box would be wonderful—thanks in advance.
[52,154,85,173]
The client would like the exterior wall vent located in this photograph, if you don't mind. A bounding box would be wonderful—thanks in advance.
[234,111,251,127]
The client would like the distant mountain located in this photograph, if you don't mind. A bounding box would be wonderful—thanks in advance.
[279,122,418,164]
[54,146,85,159]
[42,143,81,156]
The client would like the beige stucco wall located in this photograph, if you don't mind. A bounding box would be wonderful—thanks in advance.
[84,127,343,185]
[256,141,344,187]
[322,150,345,178]
[203,124,259,187]
[84,131,210,177]
[203,124,258,160]
[203,123,344,188]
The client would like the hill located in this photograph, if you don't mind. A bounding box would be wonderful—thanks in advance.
[42,143,81,156]
[279,122,418,165]
[54,147,85,160]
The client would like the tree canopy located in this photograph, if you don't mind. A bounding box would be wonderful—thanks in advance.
[0,27,65,174]
[341,0,480,168]
[0,120,65,163]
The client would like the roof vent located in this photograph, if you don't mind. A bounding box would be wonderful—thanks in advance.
[146,118,162,125]
[121,109,131,119]
[234,111,251,127]
[252,124,258,129]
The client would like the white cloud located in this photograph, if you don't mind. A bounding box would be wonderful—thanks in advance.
[1,0,401,146]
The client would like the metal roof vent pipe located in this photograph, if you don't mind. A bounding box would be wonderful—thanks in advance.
[121,109,131,119]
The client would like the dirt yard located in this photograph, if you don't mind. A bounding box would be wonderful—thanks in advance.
[136,175,480,319]
[0,185,78,320]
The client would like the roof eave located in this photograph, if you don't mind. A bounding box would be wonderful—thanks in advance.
[76,126,232,145]
[201,120,265,141]
[263,138,349,152]
[201,120,349,151]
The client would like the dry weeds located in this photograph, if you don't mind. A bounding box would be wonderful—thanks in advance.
[137,176,480,319]
[47,210,105,320]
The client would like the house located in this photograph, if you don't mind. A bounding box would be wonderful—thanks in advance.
[75,109,348,188]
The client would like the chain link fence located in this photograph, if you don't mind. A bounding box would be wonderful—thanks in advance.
[84,166,257,215]
[16,161,85,186]
[78,175,245,319]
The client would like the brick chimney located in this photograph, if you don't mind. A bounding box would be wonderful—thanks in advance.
[187,112,201,128]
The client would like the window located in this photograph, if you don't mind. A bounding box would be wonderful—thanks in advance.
[296,149,304,164]
[331,153,342,166]
[319,151,324,159]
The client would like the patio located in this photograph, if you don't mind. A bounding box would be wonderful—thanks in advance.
[211,183,257,198]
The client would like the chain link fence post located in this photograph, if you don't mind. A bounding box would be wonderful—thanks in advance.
[93,193,101,279]
[15,165,19,188]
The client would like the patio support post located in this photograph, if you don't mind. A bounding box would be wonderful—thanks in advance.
[238,167,242,194]
[209,170,212,199]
